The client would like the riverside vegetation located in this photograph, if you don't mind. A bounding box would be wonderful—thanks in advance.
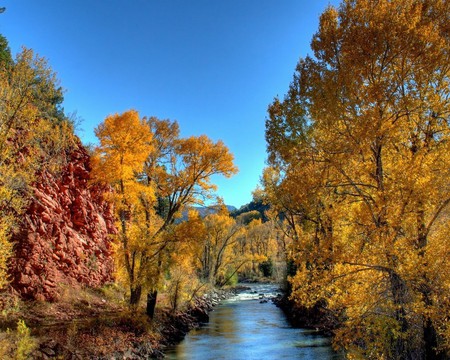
[0,30,283,358]
[1,1,449,359]
[263,1,449,359]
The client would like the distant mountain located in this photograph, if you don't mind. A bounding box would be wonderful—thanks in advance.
[230,199,270,222]
[179,205,237,221]
[192,205,236,217]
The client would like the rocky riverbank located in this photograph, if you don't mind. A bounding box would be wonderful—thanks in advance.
[99,289,236,359]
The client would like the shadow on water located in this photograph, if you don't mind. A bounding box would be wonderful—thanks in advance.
[165,283,344,360]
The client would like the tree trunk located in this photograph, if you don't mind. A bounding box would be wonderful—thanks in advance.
[422,285,445,359]
[424,317,442,359]
[172,280,180,312]
[416,203,444,359]
[146,289,158,319]
[389,271,413,360]
[130,285,142,308]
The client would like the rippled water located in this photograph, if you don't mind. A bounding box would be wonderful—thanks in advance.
[165,283,343,360]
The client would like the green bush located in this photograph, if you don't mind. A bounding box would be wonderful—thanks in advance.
[224,268,238,286]
[0,320,37,360]
[15,319,37,360]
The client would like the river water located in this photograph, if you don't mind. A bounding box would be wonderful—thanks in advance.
[165,283,343,360]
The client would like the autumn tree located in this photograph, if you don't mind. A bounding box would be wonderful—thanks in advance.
[165,209,207,311]
[140,119,237,317]
[92,110,154,306]
[264,1,450,359]
[92,114,238,316]
[235,216,277,279]
[195,206,245,286]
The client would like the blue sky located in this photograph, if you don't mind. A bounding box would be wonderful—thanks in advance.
[0,0,338,208]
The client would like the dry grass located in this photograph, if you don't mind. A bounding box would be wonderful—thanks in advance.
[0,284,195,358]
[0,284,159,358]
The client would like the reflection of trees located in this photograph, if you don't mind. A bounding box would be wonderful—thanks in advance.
[210,304,240,342]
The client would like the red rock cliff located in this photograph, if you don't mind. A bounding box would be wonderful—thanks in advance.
[9,143,116,301]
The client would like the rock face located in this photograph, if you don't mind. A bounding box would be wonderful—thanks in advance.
[9,143,116,301]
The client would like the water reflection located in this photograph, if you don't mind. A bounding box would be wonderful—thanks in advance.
[165,284,342,360]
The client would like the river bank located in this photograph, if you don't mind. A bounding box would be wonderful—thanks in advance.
[0,283,344,359]
[0,286,236,359]
[272,294,339,336]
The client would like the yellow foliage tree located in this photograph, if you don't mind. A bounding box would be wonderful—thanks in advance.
[140,119,238,317]
[235,217,278,279]
[166,209,207,311]
[264,1,450,358]
[92,114,238,316]
[92,110,154,305]
[197,206,244,286]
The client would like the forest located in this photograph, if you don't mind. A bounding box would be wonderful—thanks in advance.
[0,0,449,359]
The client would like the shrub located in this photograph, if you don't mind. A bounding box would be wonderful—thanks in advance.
[259,258,273,277]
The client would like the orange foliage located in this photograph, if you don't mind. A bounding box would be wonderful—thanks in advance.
[92,114,237,310]
[264,1,450,358]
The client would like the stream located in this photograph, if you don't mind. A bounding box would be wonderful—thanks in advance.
[165,283,343,359]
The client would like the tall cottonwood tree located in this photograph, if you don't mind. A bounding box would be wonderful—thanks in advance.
[140,119,237,317]
[264,1,449,359]
[92,113,237,315]
[92,110,154,305]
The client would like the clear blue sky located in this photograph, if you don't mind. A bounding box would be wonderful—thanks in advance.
[1,0,338,208]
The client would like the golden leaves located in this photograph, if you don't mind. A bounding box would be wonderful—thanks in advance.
[174,135,238,193]
[264,0,450,357]
[93,110,153,185]
[91,112,238,306]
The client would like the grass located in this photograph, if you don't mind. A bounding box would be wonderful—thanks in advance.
[0,283,168,358]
